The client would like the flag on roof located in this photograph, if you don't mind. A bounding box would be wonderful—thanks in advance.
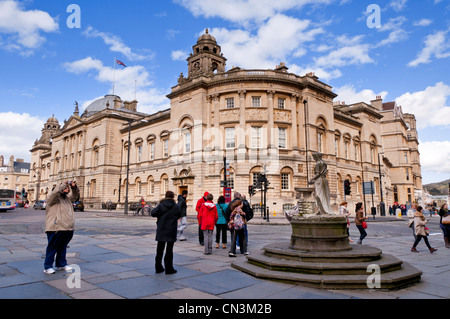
[116,59,127,67]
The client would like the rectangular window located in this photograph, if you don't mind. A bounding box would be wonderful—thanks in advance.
[317,132,323,153]
[225,128,236,149]
[226,98,235,109]
[150,143,155,160]
[277,98,285,109]
[406,168,410,181]
[137,145,142,162]
[252,96,261,107]
[335,138,339,156]
[278,128,287,149]
[281,173,290,190]
[344,141,349,159]
[184,132,191,153]
[251,127,262,148]
[354,144,359,161]
[163,140,169,158]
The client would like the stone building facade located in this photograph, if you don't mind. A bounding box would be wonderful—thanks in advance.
[28,30,423,215]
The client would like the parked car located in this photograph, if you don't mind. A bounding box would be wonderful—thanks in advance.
[73,201,84,212]
[33,200,46,210]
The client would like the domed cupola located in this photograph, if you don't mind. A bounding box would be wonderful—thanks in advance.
[187,29,227,78]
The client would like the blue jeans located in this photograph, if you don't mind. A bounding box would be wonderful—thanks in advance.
[356,225,367,242]
[44,231,74,269]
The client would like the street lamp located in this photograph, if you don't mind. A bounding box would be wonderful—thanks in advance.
[378,152,386,216]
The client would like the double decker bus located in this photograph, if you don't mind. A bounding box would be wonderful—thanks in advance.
[0,189,16,211]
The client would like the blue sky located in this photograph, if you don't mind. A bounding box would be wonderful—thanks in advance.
[0,0,449,185]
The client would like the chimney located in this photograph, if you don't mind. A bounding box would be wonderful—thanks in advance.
[371,95,383,111]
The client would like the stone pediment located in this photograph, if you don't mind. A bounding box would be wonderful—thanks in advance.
[62,116,84,131]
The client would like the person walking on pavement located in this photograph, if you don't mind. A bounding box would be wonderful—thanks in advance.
[177,190,188,241]
[411,206,438,253]
[228,200,248,257]
[43,181,79,274]
[198,193,218,255]
[439,203,450,248]
[215,196,228,249]
[151,191,182,274]
[196,192,209,245]
[354,202,368,244]
[407,203,418,240]
[339,201,353,243]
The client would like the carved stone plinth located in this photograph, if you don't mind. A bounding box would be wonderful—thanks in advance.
[289,215,351,252]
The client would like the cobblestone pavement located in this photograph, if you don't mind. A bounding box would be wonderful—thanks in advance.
[0,208,449,301]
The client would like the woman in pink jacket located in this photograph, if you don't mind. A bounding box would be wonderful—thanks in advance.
[198,193,218,255]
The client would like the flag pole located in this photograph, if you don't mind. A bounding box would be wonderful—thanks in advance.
[113,57,116,95]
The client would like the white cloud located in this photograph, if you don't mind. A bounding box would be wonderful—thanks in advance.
[0,0,58,55]
[171,50,189,61]
[413,19,432,27]
[0,112,45,162]
[64,58,169,114]
[419,141,450,175]
[396,82,450,129]
[376,16,408,47]
[408,30,450,67]
[333,85,388,105]
[208,14,324,69]
[83,26,154,62]
[174,0,334,26]
[390,0,408,11]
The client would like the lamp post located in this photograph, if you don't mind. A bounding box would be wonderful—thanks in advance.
[123,118,148,216]
[378,152,386,216]
[124,120,132,215]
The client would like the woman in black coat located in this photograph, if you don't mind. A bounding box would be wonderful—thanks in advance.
[151,191,181,274]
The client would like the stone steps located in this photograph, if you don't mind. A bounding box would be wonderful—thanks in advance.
[232,242,423,290]
[246,250,403,275]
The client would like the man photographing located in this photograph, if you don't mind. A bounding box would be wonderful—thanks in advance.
[43,181,79,274]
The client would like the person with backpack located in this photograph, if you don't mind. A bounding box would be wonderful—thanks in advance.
[228,200,248,257]
[198,193,218,255]
[215,196,228,249]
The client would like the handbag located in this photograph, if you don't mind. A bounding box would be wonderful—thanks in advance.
[442,214,450,225]
[361,221,368,229]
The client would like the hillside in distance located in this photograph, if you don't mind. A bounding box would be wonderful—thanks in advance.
[424,179,450,196]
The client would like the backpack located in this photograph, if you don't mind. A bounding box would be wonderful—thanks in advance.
[232,212,245,230]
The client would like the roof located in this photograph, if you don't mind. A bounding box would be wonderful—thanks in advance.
[84,95,120,116]
[382,102,396,110]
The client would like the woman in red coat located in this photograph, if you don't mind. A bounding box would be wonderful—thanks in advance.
[198,193,218,255]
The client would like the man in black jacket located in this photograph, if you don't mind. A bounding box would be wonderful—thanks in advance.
[151,191,181,274]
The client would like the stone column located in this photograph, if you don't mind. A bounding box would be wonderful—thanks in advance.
[238,90,246,148]
[291,94,299,150]
[267,90,275,150]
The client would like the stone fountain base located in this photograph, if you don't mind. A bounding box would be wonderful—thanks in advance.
[232,204,422,290]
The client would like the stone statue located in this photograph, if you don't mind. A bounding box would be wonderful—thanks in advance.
[309,152,335,215]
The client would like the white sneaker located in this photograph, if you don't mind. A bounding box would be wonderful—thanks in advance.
[244,252,250,256]
[44,268,55,274]
[56,265,73,271]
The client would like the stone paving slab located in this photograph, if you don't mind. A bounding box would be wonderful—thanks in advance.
[0,212,449,302]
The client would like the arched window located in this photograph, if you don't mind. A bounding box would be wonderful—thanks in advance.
[280,167,293,191]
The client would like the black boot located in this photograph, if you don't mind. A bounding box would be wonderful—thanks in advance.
[155,264,165,273]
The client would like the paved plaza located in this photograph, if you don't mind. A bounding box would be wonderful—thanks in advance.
[0,208,449,301]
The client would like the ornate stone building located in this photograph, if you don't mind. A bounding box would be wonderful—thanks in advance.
[28,30,423,214]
